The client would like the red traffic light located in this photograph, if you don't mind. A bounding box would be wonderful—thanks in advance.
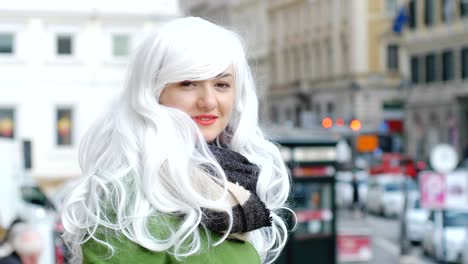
[322,117,333,129]
[350,119,362,131]
[336,118,345,127]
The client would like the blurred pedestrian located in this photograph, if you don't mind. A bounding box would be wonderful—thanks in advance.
[62,17,291,264]
[351,174,360,212]
[351,169,361,217]
[9,223,42,264]
[0,221,42,264]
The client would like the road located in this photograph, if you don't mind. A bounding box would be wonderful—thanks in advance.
[337,209,437,264]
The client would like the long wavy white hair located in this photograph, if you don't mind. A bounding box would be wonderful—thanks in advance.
[62,17,290,264]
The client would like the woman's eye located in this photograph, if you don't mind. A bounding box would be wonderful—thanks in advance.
[215,82,231,89]
[180,81,195,87]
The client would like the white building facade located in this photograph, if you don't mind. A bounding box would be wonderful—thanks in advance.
[0,2,179,188]
[268,0,406,133]
[401,0,468,160]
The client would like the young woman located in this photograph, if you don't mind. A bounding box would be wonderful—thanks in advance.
[62,17,291,264]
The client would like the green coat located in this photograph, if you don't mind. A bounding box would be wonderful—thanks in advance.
[82,228,261,264]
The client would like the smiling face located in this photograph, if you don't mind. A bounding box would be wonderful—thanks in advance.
[159,67,236,142]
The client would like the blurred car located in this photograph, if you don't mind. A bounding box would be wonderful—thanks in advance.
[335,170,368,209]
[366,175,400,216]
[369,153,424,179]
[422,210,468,263]
[383,179,418,218]
[366,175,418,217]
[402,193,429,244]
[400,192,429,252]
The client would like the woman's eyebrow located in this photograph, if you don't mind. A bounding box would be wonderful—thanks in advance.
[214,73,233,79]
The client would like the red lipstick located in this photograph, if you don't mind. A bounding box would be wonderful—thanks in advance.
[193,115,218,126]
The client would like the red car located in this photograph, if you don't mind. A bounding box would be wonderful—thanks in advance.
[369,153,425,179]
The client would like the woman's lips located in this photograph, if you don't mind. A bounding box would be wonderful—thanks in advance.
[193,115,218,126]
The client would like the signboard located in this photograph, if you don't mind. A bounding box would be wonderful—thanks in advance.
[293,147,337,162]
[355,135,378,153]
[420,171,468,209]
[420,171,446,209]
[293,166,335,178]
[430,144,458,173]
[337,234,372,262]
[296,209,333,222]
[445,171,468,209]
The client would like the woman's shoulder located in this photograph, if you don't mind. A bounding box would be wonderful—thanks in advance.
[81,214,175,264]
[195,236,262,264]
[82,230,169,264]
[82,220,261,264]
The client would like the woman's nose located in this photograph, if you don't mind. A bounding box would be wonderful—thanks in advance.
[197,85,217,110]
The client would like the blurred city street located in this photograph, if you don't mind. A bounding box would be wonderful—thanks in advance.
[2,0,468,263]
[337,209,437,264]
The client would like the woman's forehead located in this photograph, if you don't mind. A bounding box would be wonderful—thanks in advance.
[181,66,235,82]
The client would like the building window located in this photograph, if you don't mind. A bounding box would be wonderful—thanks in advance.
[270,52,279,83]
[442,0,456,22]
[409,0,417,29]
[462,47,468,80]
[315,45,321,78]
[295,106,302,127]
[326,102,335,115]
[461,0,468,17]
[342,38,349,73]
[315,104,321,117]
[286,108,293,123]
[386,0,398,14]
[424,0,435,26]
[442,50,454,81]
[56,34,73,55]
[0,108,15,139]
[112,34,130,57]
[56,108,73,146]
[387,44,399,71]
[327,42,333,77]
[22,140,32,169]
[0,33,14,54]
[429,112,439,125]
[425,53,436,83]
[411,56,420,84]
[270,105,279,124]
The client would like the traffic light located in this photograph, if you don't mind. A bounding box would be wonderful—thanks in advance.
[321,117,333,129]
[349,119,362,131]
[336,118,345,127]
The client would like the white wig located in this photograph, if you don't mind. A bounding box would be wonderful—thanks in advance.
[62,17,290,264]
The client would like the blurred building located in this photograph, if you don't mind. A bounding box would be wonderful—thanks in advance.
[399,0,468,160]
[267,0,405,132]
[181,0,406,140]
[0,1,179,190]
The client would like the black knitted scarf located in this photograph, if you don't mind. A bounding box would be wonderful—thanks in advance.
[201,144,272,235]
